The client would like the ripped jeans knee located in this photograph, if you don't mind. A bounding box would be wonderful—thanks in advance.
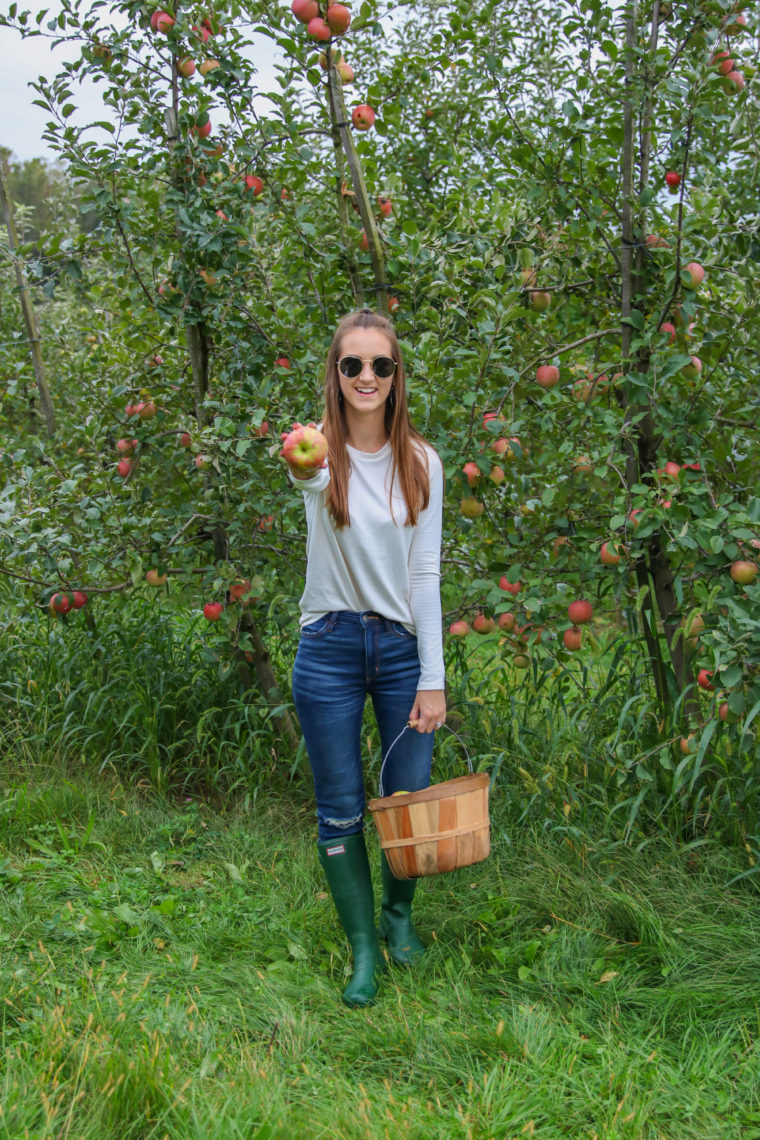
[317,809,364,842]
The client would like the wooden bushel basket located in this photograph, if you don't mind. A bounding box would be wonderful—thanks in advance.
[367,724,490,880]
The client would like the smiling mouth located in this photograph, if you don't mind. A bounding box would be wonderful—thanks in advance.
[356,387,377,394]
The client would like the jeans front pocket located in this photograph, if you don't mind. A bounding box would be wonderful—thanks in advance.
[388,620,417,640]
[300,613,336,639]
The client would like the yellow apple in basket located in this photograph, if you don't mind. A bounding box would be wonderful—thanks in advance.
[392,790,410,796]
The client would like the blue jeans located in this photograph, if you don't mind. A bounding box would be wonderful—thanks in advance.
[292,610,435,842]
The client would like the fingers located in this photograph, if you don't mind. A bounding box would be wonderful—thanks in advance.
[407,715,445,734]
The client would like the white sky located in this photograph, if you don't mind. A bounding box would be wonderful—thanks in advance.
[3,18,282,163]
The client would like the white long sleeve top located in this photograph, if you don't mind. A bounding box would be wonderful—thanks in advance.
[289,440,445,690]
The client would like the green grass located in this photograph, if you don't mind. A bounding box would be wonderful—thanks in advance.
[2,756,760,1140]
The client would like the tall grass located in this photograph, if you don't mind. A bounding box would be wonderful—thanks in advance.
[1,598,758,858]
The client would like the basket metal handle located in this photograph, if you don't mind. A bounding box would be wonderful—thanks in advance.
[378,720,472,798]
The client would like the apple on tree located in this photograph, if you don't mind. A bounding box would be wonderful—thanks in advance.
[697,669,714,692]
[378,197,392,217]
[567,600,593,624]
[245,175,264,196]
[117,458,133,478]
[307,16,331,40]
[499,576,521,595]
[665,171,680,192]
[49,593,72,615]
[535,364,559,389]
[683,262,705,289]
[229,578,252,601]
[459,496,484,519]
[326,4,351,34]
[498,611,515,632]
[730,560,757,585]
[600,541,625,566]
[563,627,582,651]
[146,569,168,587]
[203,602,224,622]
[462,461,480,486]
[195,455,212,470]
[291,0,319,21]
[151,10,175,32]
[472,614,495,635]
[529,291,551,311]
[449,620,470,637]
[352,105,375,131]
[178,57,196,77]
[72,590,88,609]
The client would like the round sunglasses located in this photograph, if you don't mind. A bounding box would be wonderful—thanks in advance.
[338,355,397,380]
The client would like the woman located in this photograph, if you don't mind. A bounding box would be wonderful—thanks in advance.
[283,308,446,1008]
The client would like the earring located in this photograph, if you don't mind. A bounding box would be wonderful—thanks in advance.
[389,386,396,409]
[338,390,344,408]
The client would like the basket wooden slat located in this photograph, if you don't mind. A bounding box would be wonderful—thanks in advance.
[367,772,490,879]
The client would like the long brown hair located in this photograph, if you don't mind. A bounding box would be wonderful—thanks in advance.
[322,309,432,529]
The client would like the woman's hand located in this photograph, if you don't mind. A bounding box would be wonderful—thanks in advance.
[408,689,446,734]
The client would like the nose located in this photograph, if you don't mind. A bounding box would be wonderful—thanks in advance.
[359,360,374,381]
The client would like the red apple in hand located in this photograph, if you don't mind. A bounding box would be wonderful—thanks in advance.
[281,424,328,473]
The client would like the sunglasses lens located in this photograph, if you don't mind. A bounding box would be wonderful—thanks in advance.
[339,356,362,378]
[373,356,396,378]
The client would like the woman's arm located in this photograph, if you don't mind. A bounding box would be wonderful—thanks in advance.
[407,449,446,729]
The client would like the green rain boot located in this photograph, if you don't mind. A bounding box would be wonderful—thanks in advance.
[317,832,384,1008]
[378,849,426,965]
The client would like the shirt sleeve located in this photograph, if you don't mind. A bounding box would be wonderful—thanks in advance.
[408,449,445,690]
[287,465,331,494]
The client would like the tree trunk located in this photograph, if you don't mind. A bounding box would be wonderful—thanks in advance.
[164,104,300,753]
[0,156,56,438]
[326,66,388,313]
